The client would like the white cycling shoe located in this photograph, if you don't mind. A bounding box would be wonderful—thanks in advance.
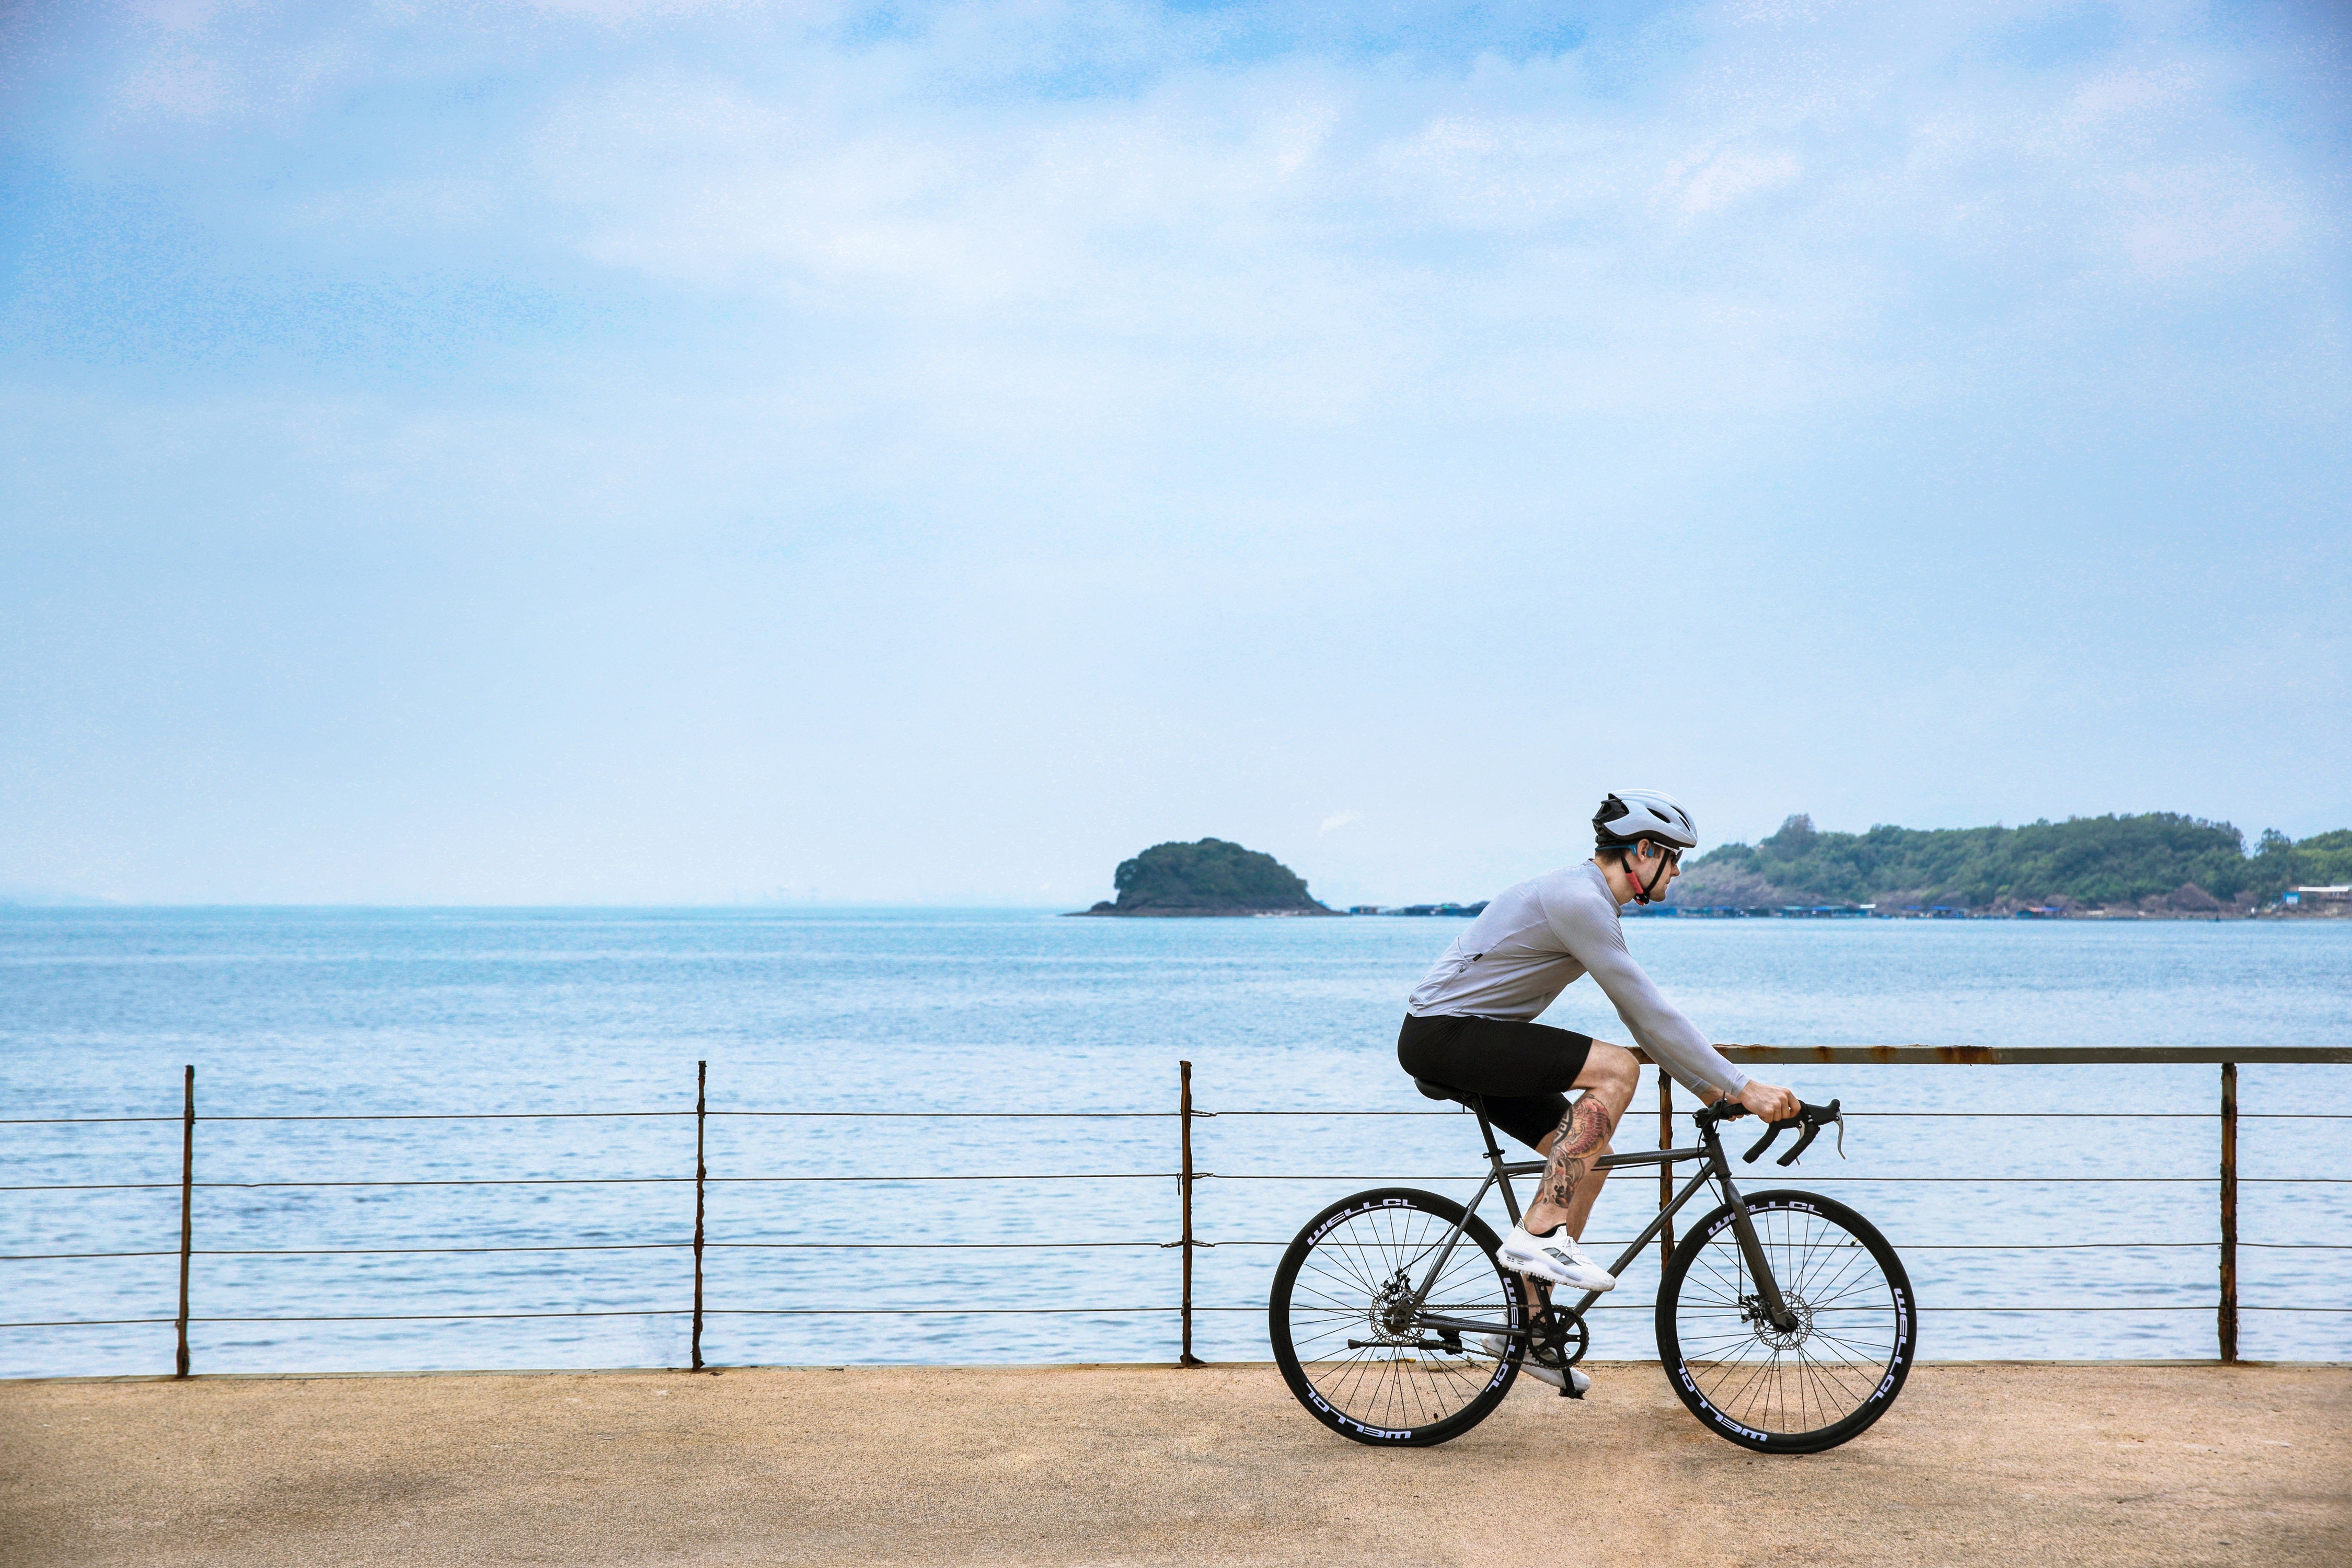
[1479,1335,1592,1397]
[1500,1225,1617,1292]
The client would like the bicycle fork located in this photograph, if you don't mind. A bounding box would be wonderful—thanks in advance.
[1706,1138,1800,1335]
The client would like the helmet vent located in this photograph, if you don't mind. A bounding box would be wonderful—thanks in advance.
[1592,789,1698,852]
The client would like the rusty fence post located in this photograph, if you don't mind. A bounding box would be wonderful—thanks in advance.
[2219,1060,2238,1365]
[1177,1061,1204,1366]
[692,1059,707,1371]
[175,1065,194,1379]
[1657,1072,1675,1275]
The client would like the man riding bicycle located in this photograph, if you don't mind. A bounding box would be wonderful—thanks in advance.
[1397,790,1801,1396]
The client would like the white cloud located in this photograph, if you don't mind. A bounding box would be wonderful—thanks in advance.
[2057,61,2202,144]
[462,1,2335,435]
[4,0,2347,899]
[112,51,241,119]
[2118,163,2300,279]
[1663,145,1804,215]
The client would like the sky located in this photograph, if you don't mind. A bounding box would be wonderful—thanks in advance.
[1,0,2347,907]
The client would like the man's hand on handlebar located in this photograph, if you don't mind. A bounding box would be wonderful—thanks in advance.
[1730,1079,1800,1123]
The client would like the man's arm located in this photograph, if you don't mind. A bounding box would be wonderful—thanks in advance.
[1540,874,1754,1098]
[1574,925,1752,1099]
[1572,923,1803,1120]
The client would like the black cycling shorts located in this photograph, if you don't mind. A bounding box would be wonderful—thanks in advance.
[1396,1012,1595,1152]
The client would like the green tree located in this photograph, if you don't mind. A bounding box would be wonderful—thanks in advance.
[2284,829,2352,886]
[1103,838,1327,912]
[1675,813,2346,912]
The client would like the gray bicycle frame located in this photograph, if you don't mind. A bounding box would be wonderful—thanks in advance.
[1405,1098,1798,1342]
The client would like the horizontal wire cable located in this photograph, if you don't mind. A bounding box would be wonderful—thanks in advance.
[1289,1306,2336,1317]
[1216,1174,2347,1183]
[0,1110,1171,1126]
[1,1307,1188,1327]
[0,1173,1186,1192]
[11,1238,2351,1263]
[1206,1110,2352,1119]
[1192,1175,2345,1183]
[0,1179,681,1192]
[0,1240,1179,1260]
[8,1303,2346,1330]
[708,1307,1184,1316]
[10,1109,2345,1126]
[4,1319,180,1327]
[1302,1304,2326,1316]
[1912,1306,2352,1313]
[1157,1240,2351,1250]
[709,1111,1175,1119]
[0,1112,695,1126]
[1843,1112,2352,1120]
[9,1173,2348,1193]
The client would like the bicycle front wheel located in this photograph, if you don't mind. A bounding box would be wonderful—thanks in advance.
[1270,1187,1527,1447]
[1657,1189,1916,1454]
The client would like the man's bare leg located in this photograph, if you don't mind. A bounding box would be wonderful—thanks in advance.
[1523,1041,1640,1239]
[1505,1043,1642,1358]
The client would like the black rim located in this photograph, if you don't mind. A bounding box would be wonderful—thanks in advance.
[1666,1195,1910,1442]
[1278,1194,1520,1437]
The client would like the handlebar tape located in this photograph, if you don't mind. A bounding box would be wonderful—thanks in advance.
[1741,1100,1845,1166]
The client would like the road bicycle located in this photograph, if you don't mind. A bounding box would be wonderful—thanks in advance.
[1269,1081,1915,1451]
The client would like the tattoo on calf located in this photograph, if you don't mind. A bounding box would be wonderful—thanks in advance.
[1539,1092,1616,1215]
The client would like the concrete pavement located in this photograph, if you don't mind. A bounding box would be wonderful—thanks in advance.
[4,1362,2346,1566]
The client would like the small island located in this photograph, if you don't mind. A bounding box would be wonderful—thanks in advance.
[1075,838,1340,917]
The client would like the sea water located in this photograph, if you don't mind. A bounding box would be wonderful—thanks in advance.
[2,907,2346,1377]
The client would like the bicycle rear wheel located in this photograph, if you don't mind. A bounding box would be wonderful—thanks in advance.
[1656,1189,1915,1454]
[1270,1187,1527,1446]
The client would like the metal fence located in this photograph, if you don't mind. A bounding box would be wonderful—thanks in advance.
[4,1045,2347,1375]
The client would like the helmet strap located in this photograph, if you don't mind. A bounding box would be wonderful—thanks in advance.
[1632,841,1671,905]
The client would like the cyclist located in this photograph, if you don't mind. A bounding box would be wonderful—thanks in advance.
[1397,790,1800,1393]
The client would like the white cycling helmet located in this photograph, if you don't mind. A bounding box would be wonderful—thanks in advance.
[1593,790,1699,852]
[1594,791,1696,905]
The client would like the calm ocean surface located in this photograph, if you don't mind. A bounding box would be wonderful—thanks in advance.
[3,907,2347,1377]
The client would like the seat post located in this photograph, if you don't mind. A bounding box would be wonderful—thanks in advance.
[1470,1097,1523,1226]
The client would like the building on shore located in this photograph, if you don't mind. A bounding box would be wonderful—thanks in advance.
[2284,886,2351,907]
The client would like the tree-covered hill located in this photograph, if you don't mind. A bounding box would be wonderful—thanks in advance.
[2283,829,2352,886]
[1673,814,2350,914]
[1081,838,1336,916]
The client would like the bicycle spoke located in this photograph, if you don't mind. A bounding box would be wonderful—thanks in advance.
[1668,1197,1907,1443]
[1277,1195,1516,1436]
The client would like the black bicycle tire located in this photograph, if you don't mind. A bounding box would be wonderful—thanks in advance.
[1269,1187,1525,1447]
[1655,1189,1916,1455]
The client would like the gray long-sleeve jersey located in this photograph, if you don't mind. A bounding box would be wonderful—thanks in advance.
[1405,860,1751,1098]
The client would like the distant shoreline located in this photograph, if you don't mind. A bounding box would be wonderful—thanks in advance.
[4,901,2345,920]
[1066,905,1343,918]
[1631,905,2346,921]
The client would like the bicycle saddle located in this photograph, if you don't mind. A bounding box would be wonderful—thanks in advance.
[1412,1076,1472,1104]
